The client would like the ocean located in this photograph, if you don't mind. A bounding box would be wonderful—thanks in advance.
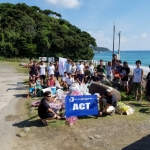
[93,50,150,75]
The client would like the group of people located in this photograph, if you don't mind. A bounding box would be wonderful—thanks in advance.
[24,55,150,125]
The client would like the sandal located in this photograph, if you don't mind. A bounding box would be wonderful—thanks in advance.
[41,121,48,126]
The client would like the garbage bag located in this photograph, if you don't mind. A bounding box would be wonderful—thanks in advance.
[66,116,78,126]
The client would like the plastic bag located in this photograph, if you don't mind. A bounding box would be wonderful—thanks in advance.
[66,116,78,126]
[117,102,130,112]
[42,87,51,93]
[31,100,41,107]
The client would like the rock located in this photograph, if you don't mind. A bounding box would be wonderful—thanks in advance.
[17,132,26,137]
[89,82,121,101]
[128,78,146,93]
[88,136,94,140]
[94,135,101,139]
[23,127,30,133]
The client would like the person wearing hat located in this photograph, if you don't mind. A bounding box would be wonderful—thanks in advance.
[99,88,117,116]
[100,74,111,86]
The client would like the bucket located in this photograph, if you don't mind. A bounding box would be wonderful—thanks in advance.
[51,86,56,95]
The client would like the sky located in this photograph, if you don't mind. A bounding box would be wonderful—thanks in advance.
[1,0,150,50]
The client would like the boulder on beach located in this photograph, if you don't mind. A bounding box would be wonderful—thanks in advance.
[128,77,147,93]
[89,82,121,101]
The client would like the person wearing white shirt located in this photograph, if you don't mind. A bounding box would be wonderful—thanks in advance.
[71,62,77,74]
[66,60,72,74]
[78,61,84,74]
[64,73,74,89]
[132,60,143,102]
[38,61,46,84]
[47,62,55,76]
[89,62,94,75]
[106,62,112,81]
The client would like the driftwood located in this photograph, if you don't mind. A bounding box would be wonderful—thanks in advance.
[89,82,121,101]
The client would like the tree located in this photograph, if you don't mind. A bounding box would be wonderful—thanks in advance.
[0,3,97,60]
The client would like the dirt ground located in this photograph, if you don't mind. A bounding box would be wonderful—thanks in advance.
[1,62,150,150]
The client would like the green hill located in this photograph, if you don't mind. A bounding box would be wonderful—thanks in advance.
[0,3,96,61]
[92,47,110,52]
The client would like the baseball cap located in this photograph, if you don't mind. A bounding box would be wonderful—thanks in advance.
[106,88,113,93]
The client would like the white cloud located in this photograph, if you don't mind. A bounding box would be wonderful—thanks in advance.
[141,33,147,38]
[133,35,138,38]
[87,30,93,35]
[120,36,128,43]
[45,0,82,8]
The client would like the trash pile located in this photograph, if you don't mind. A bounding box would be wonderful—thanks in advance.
[115,102,135,115]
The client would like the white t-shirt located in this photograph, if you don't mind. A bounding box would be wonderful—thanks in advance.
[65,77,74,86]
[71,65,77,73]
[39,65,46,75]
[106,66,112,76]
[47,65,55,75]
[78,64,84,74]
[89,65,94,74]
[66,63,72,73]
[62,75,68,82]
[133,68,142,82]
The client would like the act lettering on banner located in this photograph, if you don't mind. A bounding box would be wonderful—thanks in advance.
[65,95,98,117]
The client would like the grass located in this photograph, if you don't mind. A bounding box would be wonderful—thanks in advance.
[25,91,150,129]
[2,60,150,128]
[0,61,29,74]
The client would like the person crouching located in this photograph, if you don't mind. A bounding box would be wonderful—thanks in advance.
[38,91,61,126]
[99,88,117,116]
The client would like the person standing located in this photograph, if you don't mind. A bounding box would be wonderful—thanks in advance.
[120,62,130,94]
[29,60,39,78]
[146,65,150,105]
[112,54,119,69]
[54,60,59,80]
[77,61,84,74]
[38,61,46,84]
[71,62,77,75]
[106,62,112,81]
[97,59,105,71]
[66,59,72,74]
[89,62,94,75]
[132,60,143,102]
[47,62,55,77]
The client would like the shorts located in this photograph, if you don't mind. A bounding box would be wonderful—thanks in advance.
[39,108,58,119]
[121,81,128,86]
[40,75,46,81]
[29,87,35,93]
[55,71,59,77]
[102,99,115,113]
[133,82,142,91]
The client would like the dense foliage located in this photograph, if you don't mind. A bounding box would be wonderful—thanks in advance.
[0,3,96,61]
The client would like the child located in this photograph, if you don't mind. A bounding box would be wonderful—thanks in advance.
[27,80,36,98]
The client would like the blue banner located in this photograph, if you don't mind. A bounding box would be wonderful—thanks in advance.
[65,95,98,117]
